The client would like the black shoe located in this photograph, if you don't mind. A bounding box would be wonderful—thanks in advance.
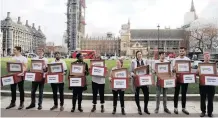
[164,108,171,114]
[121,108,126,115]
[138,109,142,115]
[6,103,15,109]
[71,107,75,112]
[174,109,178,114]
[26,104,35,109]
[112,107,116,115]
[60,106,64,111]
[78,107,83,112]
[154,108,159,114]
[208,113,213,117]
[101,105,105,113]
[200,112,205,117]
[50,105,58,110]
[182,109,189,115]
[18,102,24,110]
[91,105,96,112]
[38,105,42,110]
[144,109,150,115]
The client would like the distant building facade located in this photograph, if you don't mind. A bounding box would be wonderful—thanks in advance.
[66,0,86,51]
[1,12,46,56]
[0,31,2,56]
[120,20,187,58]
[81,35,120,56]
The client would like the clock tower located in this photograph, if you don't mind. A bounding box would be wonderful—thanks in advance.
[120,19,131,56]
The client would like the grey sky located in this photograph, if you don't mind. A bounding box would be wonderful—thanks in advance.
[1,0,218,45]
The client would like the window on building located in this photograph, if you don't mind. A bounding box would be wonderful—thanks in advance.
[122,43,125,48]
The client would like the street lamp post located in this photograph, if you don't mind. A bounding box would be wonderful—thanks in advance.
[157,24,160,53]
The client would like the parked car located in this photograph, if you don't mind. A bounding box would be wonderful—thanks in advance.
[109,56,118,60]
[101,56,108,60]
[191,60,202,69]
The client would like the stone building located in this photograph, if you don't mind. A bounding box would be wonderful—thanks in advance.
[81,35,120,56]
[120,21,187,57]
[0,31,2,56]
[1,12,46,56]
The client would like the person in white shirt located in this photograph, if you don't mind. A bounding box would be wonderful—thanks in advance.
[153,52,171,114]
[26,48,48,110]
[50,52,67,111]
[172,47,190,115]
[91,55,105,113]
[109,59,126,115]
[6,46,28,110]
[130,51,150,115]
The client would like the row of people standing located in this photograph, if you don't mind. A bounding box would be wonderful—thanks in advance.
[4,46,215,117]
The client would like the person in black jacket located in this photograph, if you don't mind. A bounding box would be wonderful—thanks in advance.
[70,53,89,112]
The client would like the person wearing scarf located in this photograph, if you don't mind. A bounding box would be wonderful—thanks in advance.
[130,51,150,115]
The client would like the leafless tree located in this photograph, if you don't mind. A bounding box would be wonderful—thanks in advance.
[188,22,218,53]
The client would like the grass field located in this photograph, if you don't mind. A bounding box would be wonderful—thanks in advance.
[1,57,217,94]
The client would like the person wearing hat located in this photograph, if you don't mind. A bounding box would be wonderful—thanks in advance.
[198,52,215,117]
[26,48,48,110]
[50,52,67,111]
[91,54,106,113]
[70,53,89,112]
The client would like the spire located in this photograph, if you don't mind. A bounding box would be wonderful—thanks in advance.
[128,18,130,30]
[128,18,130,25]
[190,0,195,12]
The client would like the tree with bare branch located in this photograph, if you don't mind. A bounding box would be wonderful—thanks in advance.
[188,22,218,53]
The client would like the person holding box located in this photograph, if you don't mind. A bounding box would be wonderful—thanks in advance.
[172,47,190,115]
[91,54,106,113]
[109,59,126,115]
[50,52,67,111]
[70,53,89,112]
[6,46,28,110]
[130,51,150,115]
[26,48,48,110]
[153,52,171,114]
[198,52,215,117]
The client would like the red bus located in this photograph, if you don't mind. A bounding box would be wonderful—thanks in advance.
[72,50,96,59]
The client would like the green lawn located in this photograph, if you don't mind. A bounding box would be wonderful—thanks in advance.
[1,57,217,94]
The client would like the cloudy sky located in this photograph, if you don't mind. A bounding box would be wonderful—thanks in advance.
[1,0,218,45]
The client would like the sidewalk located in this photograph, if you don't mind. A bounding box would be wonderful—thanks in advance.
[1,90,218,101]
[1,96,218,117]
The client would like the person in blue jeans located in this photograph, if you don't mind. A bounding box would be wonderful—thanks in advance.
[26,48,48,110]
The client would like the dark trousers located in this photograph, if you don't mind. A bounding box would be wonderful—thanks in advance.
[51,83,64,106]
[92,82,105,104]
[135,86,149,110]
[112,90,124,108]
[72,87,83,108]
[10,79,25,104]
[31,81,44,106]
[199,85,215,114]
[174,83,188,108]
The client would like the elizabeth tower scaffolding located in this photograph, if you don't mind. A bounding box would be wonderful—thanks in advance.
[66,0,86,52]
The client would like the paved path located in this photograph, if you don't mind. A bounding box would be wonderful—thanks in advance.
[1,96,218,117]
